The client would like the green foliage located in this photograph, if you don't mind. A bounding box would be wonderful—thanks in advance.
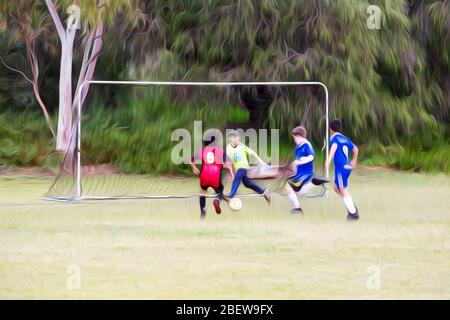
[127,0,449,154]
[0,0,449,173]
[81,89,250,174]
[0,109,56,168]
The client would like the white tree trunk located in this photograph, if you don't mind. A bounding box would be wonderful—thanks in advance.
[74,22,104,111]
[45,0,77,153]
[56,28,76,152]
[46,0,104,164]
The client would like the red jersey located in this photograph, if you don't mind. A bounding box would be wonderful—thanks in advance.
[198,147,225,189]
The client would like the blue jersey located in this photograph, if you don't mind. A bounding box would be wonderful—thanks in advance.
[294,140,315,177]
[330,133,354,167]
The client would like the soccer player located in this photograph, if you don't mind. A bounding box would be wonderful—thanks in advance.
[190,137,234,219]
[284,125,316,214]
[325,119,360,220]
[225,130,270,203]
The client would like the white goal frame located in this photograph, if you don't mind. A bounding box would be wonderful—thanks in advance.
[71,80,330,200]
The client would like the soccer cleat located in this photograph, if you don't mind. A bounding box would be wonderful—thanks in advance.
[213,199,221,214]
[263,188,271,205]
[311,176,330,186]
[347,207,359,221]
[291,207,303,214]
[200,208,206,220]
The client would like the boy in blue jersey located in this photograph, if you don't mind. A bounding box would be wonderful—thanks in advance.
[285,125,316,214]
[325,119,360,220]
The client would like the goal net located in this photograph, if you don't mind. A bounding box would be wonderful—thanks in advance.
[45,81,329,201]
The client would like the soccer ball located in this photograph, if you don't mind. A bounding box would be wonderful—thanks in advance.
[228,198,242,211]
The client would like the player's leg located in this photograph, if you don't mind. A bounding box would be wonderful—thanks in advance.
[226,168,246,198]
[212,183,224,214]
[285,173,313,213]
[214,183,224,200]
[335,168,358,219]
[333,172,344,198]
[297,182,314,197]
[199,185,209,219]
[296,173,314,197]
[199,195,206,219]
[341,187,358,219]
[242,175,264,194]
[241,172,270,204]
[333,184,343,198]
[284,182,302,213]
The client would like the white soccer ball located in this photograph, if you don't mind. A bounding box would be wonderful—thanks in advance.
[228,198,242,211]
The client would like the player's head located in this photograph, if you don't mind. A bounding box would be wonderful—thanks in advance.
[330,119,341,134]
[203,136,216,147]
[291,125,307,144]
[228,130,240,147]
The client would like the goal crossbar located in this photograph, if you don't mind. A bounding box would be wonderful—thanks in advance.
[71,80,330,200]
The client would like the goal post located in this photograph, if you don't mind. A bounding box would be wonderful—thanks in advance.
[52,80,330,201]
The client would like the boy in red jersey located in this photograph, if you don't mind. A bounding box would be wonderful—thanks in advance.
[190,137,234,219]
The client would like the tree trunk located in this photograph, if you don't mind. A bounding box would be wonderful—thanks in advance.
[46,0,104,173]
[56,28,76,152]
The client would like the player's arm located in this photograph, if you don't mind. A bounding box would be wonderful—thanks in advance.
[225,162,234,179]
[350,144,359,169]
[291,143,315,170]
[291,155,314,168]
[242,144,264,165]
[326,143,338,173]
[190,155,200,175]
[224,153,235,179]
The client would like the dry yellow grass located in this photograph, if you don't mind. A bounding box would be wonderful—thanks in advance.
[0,170,449,299]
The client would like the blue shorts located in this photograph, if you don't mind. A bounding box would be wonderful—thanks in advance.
[288,172,313,192]
[334,165,352,190]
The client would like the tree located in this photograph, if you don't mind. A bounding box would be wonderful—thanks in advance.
[0,1,56,136]
[44,0,106,152]
[1,0,146,160]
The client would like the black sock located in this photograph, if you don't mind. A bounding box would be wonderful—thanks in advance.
[199,196,206,211]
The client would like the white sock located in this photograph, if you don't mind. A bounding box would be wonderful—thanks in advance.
[342,195,357,214]
[287,191,300,209]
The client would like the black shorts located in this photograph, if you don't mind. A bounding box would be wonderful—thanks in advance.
[288,180,305,192]
[200,182,224,195]
[288,173,313,192]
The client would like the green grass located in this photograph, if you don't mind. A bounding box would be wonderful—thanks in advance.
[0,170,449,299]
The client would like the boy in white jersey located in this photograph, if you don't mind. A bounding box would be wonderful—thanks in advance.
[325,119,360,220]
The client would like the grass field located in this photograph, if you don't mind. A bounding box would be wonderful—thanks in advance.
[0,169,449,299]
